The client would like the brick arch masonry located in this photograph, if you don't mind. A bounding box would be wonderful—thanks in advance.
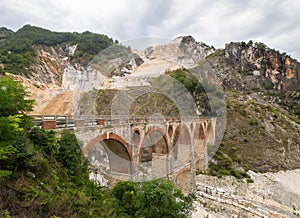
[143,126,170,152]
[83,132,133,161]
[83,133,134,175]
[139,126,169,162]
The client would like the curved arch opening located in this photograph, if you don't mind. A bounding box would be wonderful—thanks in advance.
[195,123,205,140]
[139,128,169,177]
[132,129,141,147]
[194,123,206,170]
[143,129,168,155]
[85,134,133,175]
[179,124,191,145]
[102,139,132,174]
[173,125,191,166]
[173,126,181,160]
[206,122,214,144]
[168,125,173,138]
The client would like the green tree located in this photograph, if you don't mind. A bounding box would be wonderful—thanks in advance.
[111,179,195,218]
[29,127,58,157]
[57,130,87,179]
[134,179,195,218]
[0,77,34,176]
[0,115,32,176]
[112,181,137,216]
[0,76,34,117]
[0,116,17,176]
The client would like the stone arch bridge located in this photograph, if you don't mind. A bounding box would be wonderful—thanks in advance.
[32,115,216,187]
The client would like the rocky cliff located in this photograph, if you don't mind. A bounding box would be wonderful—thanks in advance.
[223,42,300,117]
[224,41,300,92]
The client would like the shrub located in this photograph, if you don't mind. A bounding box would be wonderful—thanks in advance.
[111,179,195,218]
[29,128,58,156]
[246,178,254,183]
[249,118,259,126]
[0,76,34,117]
[57,130,88,180]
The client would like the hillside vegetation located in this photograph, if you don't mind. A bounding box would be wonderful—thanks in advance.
[0,25,114,75]
[0,76,194,217]
[203,44,300,176]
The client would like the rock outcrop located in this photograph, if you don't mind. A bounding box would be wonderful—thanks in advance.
[224,42,300,92]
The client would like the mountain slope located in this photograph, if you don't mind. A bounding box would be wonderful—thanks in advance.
[0,26,299,173]
[197,43,300,172]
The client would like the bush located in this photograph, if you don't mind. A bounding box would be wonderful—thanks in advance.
[111,179,195,218]
[208,149,250,179]
[29,128,58,156]
[57,130,88,181]
[246,178,254,183]
[134,179,195,218]
[249,118,259,126]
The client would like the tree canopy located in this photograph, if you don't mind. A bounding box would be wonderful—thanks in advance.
[0,77,34,177]
[0,25,114,75]
[0,76,34,117]
[111,179,195,218]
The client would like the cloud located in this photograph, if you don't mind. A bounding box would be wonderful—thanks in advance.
[0,0,299,60]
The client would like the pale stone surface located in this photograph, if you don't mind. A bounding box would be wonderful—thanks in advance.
[265,169,300,195]
[23,36,214,116]
[193,170,300,217]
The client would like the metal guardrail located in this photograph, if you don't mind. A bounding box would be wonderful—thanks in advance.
[29,115,212,130]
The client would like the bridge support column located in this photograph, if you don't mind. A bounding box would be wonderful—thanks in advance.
[167,150,174,179]
[194,139,208,171]
[190,141,196,193]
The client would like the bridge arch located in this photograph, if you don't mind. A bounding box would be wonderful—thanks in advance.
[132,128,141,147]
[206,122,213,140]
[173,124,191,162]
[138,126,170,177]
[84,133,133,175]
[179,124,191,145]
[141,126,169,154]
[173,126,181,160]
[168,125,173,138]
[194,123,205,140]
[139,127,169,162]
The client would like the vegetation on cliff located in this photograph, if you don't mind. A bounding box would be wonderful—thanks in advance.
[93,68,220,117]
[204,45,300,175]
[0,25,114,75]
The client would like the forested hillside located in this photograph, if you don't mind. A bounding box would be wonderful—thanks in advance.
[0,25,114,75]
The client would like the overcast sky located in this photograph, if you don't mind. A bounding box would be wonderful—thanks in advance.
[1,0,300,60]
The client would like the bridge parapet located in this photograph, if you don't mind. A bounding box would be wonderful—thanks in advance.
[30,115,211,130]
